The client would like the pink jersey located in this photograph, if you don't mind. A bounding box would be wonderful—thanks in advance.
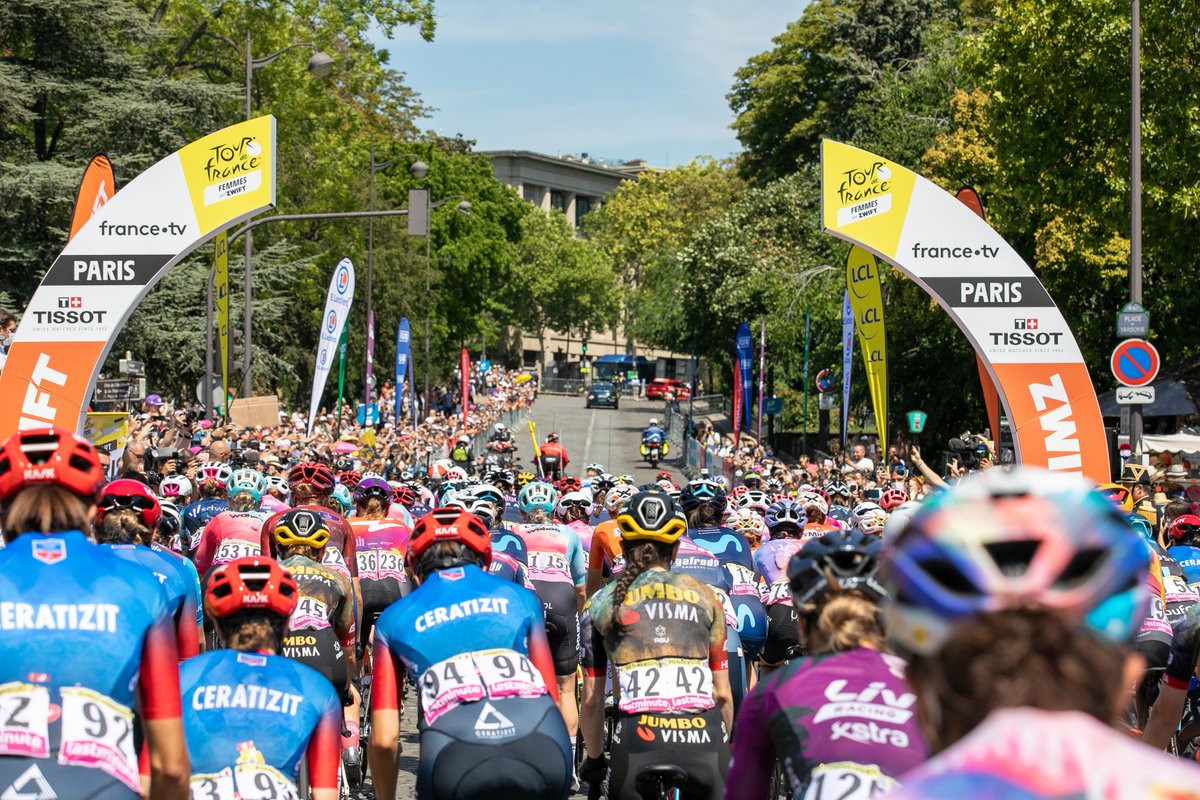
[514,522,587,586]
[565,519,594,554]
[194,509,270,575]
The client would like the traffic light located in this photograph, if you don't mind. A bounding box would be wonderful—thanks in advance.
[581,339,588,354]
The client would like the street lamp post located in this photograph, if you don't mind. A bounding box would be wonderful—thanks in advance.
[366,151,427,410]
[241,32,333,398]
[1130,0,1144,455]
[411,193,470,414]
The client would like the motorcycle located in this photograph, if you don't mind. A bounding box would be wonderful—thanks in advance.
[639,432,668,469]
[537,453,563,481]
[485,439,516,468]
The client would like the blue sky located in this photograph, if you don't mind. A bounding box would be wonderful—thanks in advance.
[379,1,803,166]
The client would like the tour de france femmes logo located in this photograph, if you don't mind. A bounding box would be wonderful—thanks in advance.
[836,161,893,226]
[201,135,264,207]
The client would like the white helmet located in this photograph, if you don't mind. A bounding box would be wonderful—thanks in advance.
[648,418,660,427]
[604,484,636,515]
[557,490,594,518]
[159,475,193,499]
[495,423,506,432]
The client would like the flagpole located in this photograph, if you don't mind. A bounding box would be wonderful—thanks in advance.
[757,319,766,444]
[802,308,810,455]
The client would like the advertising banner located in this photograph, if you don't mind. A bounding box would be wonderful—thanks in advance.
[0,116,276,433]
[846,246,888,445]
[395,317,411,427]
[308,258,355,433]
[365,308,375,408]
[82,411,128,478]
[214,231,229,412]
[731,361,742,444]
[69,155,116,241]
[736,322,753,432]
[956,187,1003,446]
[460,348,470,426]
[821,139,1108,480]
[841,290,854,449]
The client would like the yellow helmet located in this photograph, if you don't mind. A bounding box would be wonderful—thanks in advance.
[616,490,686,544]
[273,509,331,550]
[1096,482,1133,513]
[516,471,536,487]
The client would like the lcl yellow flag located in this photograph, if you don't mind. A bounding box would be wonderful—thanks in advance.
[846,246,887,444]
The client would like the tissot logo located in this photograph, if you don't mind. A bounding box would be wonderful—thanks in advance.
[1014,318,1038,330]
[57,297,82,309]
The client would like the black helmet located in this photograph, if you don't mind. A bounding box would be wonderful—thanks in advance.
[616,490,686,544]
[787,529,887,610]
[679,479,726,514]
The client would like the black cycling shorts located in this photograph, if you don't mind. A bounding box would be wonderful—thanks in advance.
[418,696,572,800]
[760,604,801,667]
[359,578,408,649]
[283,627,348,694]
[0,758,136,799]
[607,707,729,800]
[535,582,580,676]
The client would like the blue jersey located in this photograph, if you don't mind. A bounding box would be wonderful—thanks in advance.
[1169,545,1200,588]
[102,544,199,657]
[491,525,528,565]
[181,649,342,795]
[688,526,767,657]
[153,542,204,627]
[0,531,178,793]
[689,524,754,569]
[183,497,228,547]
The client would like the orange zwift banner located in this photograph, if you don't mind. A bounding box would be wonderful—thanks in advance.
[69,155,116,241]
[0,116,276,434]
[820,140,1108,481]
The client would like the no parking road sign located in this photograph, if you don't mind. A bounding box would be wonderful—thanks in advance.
[1111,338,1160,388]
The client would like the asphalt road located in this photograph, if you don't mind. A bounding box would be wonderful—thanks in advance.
[523,392,683,482]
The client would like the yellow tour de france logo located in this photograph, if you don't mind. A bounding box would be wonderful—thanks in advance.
[821,140,916,261]
[178,116,276,236]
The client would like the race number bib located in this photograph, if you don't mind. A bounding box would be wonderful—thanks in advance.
[59,686,138,792]
[190,768,235,800]
[321,547,351,578]
[616,658,714,714]
[214,538,259,564]
[802,762,898,800]
[235,764,299,800]
[358,549,406,582]
[289,596,330,630]
[420,649,547,724]
[527,551,571,581]
[0,682,49,758]
[764,580,793,606]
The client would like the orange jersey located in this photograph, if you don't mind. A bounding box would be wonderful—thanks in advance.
[588,520,622,574]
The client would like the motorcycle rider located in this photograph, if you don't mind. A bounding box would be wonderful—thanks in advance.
[640,418,667,464]
[538,433,570,478]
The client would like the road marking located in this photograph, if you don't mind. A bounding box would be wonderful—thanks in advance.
[584,406,597,464]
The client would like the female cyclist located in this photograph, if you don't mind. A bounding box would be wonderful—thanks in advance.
[556,490,596,554]
[882,468,1200,796]
[580,491,733,800]
[94,479,201,660]
[184,557,342,800]
[586,482,636,596]
[726,530,927,800]
[755,499,808,673]
[193,468,269,576]
[0,427,188,798]
[347,476,412,654]
[183,461,230,553]
[369,507,571,800]
[514,481,587,745]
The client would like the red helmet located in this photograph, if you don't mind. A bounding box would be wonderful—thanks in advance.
[393,485,417,508]
[1169,514,1200,544]
[288,462,335,494]
[337,470,362,489]
[655,472,673,482]
[557,476,582,494]
[96,479,161,529]
[408,506,491,570]
[0,427,105,502]
[879,487,908,512]
[730,486,749,500]
[205,557,298,619]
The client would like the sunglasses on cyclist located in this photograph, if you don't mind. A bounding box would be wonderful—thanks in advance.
[561,499,591,509]
[1175,524,1200,537]
[98,494,156,512]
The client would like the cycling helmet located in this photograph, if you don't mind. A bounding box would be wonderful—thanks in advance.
[393,485,417,508]
[273,509,331,550]
[616,491,686,544]
[856,506,888,536]
[205,557,298,620]
[288,462,335,494]
[605,483,637,515]
[159,475,193,500]
[408,506,492,570]
[264,475,290,499]
[680,480,727,514]
[198,462,233,485]
[879,487,908,512]
[788,529,887,610]
[329,484,352,516]
[882,500,921,542]
[824,481,852,500]
[226,468,266,502]
[797,490,829,517]
[337,470,362,489]
[656,480,681,500]
[518,482,558,514]
[764,478,784,495]
[557,491,594,518]
[1169,514,1200,544]
[516,471,536,487]
[546,432,560,443]
[585,463,605,476]
[738,489,771,515]
[557,476,583,494]
[730,486,749,500]
[353,476,392,505]
[332,457,354,473]
[728,507,767,540]
[592,473,617,493]
[764,499,804,531]
[1096,482,1134,513]
[654,472,672,483]
[0,427,105,503]
[445,466,470,483]
[852,501,883,518]
[742,472,763,489]
[881,468,1151,656]
[158,500,182,538]
[97,478,162,529]
[826,505,858,528]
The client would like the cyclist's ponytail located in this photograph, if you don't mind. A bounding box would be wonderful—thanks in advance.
[95,508,150,546]
[804,590,885,654]
[291,482,319,505]
[686,504,721,529]
[609,540,673,630]
[228,490,258,513]
[356,496,388,519]
[525,508,549,524]
[198,478,225,498]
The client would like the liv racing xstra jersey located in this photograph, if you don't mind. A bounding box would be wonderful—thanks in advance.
[0,531,181,793]
[181,649,343,797]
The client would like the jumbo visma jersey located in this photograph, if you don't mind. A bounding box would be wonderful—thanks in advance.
[181,650,342,797]
[0,531,180,793]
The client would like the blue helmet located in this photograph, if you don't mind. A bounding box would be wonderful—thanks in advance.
[680,479,727,514]
[765,499,804,531]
